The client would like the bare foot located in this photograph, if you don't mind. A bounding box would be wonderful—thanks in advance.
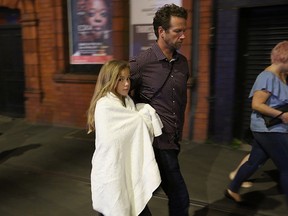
[229,172,253,188]
[226,189,242,202]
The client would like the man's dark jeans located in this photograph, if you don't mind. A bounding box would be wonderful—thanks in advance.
[153,147,190,216]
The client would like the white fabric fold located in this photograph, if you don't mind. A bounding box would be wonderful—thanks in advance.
[91,93,161,216]
[136,103,163,137]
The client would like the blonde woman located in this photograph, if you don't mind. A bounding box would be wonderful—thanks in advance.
[87,60,162,216]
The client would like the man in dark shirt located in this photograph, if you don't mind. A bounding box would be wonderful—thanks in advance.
[130,4,190,216]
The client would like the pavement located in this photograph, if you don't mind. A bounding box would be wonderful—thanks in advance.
[0,115,287,216]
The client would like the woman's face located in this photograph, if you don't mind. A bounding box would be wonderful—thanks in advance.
[86,0,109,38]
[115,68,130,97]
[281,62,288,73]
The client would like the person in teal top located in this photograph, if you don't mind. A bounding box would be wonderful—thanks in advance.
[225,41,288,205]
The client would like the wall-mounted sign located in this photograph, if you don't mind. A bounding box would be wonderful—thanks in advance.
[68,0,113,64]
[130,0,182,57]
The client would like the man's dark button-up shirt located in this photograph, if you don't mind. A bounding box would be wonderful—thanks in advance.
[130,43,189,150]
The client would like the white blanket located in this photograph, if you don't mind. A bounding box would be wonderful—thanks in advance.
[91,93,162,216]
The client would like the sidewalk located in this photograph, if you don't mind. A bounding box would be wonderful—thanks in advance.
[0,116,286,215]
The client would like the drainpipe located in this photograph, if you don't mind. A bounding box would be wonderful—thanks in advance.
[189,0,200,140]
[208,0,218,141]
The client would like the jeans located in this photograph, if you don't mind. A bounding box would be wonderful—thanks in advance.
[229,138,269,192]
[153,147,189,216]
[253,132,288,201]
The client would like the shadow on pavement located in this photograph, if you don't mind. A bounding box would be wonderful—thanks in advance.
[193,191,282,216]
[0,144,41,163]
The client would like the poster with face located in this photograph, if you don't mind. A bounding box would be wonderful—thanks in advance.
[69,0,113,64]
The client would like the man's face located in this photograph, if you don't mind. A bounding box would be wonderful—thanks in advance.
[161,16,187,50]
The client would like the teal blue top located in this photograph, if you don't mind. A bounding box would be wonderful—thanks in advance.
[249,71,288,133]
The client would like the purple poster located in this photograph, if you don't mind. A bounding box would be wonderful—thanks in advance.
[69,0,113,64]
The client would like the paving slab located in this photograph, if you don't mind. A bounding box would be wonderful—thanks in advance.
[0,116,287,215]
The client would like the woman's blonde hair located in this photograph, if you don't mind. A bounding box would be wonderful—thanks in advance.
[87,59,130,133]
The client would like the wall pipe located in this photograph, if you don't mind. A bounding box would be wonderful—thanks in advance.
[188,0,200,140]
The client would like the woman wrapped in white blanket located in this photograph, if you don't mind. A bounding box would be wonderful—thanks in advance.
[87,60,162,216]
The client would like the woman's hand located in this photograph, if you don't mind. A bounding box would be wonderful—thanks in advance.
[280,112,288,124]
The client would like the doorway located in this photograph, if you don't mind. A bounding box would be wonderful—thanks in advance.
[0,8,25,117]
[234,5,288,141]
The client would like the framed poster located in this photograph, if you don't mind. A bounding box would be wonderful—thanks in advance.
[68,0,113,64]
[130,0,182,57]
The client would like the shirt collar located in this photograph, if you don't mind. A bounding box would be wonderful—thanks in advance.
[151,42,179,62]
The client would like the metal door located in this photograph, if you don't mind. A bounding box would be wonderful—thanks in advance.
[234,5,288,141]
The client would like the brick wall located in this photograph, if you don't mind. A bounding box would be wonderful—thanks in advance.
[47,0,130,129]
[0,0,212,142]
[191,0,212,142]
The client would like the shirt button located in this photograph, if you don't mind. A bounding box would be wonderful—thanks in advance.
[171,75,174,78]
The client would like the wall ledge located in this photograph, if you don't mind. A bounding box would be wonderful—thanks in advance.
[53,73,97,84]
